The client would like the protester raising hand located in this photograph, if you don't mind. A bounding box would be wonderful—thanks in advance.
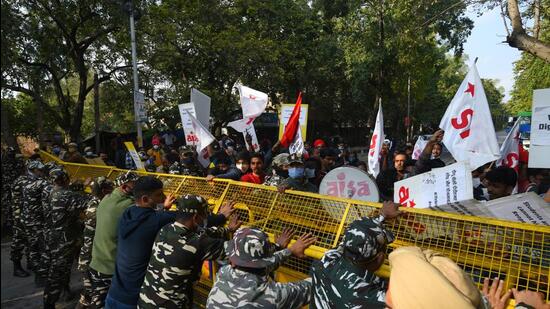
[512,288,550,309]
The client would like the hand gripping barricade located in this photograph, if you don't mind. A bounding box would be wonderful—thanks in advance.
[40,151,550,308]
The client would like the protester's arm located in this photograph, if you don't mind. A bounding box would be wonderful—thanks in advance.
[213,168,241,180]
[421,130,443,159]
[372,201,401,224]
[200,216,242,261]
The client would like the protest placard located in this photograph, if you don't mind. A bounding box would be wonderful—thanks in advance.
[529,88,550,168]
[393,162,473,208]
[190,88,211,128]
[278,104,308,141]
[124,141,145,171]
[178,103,198,145]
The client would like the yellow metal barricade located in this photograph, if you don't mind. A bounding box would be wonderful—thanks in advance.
[40,151,550,307]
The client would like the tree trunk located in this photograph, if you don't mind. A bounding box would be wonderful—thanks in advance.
[507,0,550,62]
[69,55,88,143]
[94,72,101,153]
[0,101,19,151]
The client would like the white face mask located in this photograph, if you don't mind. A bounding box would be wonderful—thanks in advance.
[472,177,481,188]
[86,152,94,156]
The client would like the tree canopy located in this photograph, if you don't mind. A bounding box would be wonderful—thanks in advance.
[1,0,519,146]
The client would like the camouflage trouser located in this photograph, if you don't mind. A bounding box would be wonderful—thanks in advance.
[88,268,112,309]
[78,267,93,307]
[10,220,29,263]
[21,223,44,272]
[43,240,76,305]
[1,190,12,229]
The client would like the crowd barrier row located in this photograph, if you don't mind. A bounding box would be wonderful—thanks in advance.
[40,151,550,308]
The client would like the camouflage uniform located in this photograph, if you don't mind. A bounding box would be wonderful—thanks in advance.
[263,172,286,187]
[10,174,32,264]
[20,164,49,272]
[43,180,92,307]
[77,195,101,307]
[207,227,312,309]
[310,215,393,309]
[168,161,203,176]
[139,195,230,309]
[1,150,25,229]
[263,153,289,187]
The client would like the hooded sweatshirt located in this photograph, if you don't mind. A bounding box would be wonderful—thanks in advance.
[107,205,176,305]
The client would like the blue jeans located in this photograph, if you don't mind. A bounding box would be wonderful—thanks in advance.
[105,294,137,309]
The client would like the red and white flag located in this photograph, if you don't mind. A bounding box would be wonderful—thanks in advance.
[236,84,269,119]
[368,102,384,177]
[496,118,520,171]
[280,92,304,155]
[439,63,499,170]
[186,110,215,153]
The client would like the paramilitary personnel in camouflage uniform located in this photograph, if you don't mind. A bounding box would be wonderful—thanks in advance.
[139,196,240,309]
[278,153,318,193]
[38,162,64,283]
[43,169,92,309]
[20,160,50,285]
[1,147,25,232]
[168,146,203,176]
[206,227,316,309]
[263,153,290,187]
[77,177,114,309]
[10,160,43,278]
[310,201,401,309]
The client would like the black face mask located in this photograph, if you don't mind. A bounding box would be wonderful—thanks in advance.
[276,169,289,178]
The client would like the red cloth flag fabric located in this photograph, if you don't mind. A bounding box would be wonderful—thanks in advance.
[280,92,303,148]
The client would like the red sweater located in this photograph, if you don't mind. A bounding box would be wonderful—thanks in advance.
[240,173,265,184]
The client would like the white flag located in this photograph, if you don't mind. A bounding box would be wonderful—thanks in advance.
[228,117,255,133]
[496,118,520,170]
[439,63,499,170]
[289,122,305,155]
[236,84,268,119]
[412,137,428,160]
[368,103,384,177]
[186,110,215,153]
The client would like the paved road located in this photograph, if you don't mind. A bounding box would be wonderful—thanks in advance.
[1,236,83,309]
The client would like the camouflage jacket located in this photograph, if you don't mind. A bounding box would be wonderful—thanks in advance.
[139,222,229,309]
[168,161,203,177]
[1,157,24,191]
[11,174,34,222]
[20,173,49,224]
[263,174,286,187]
[42,183,55,231]
[310,216,388,309]
[206,249,311,309]
[78,196,101,271]
[48,187,92,243]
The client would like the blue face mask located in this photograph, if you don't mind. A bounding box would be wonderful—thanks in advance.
[305,168,316,179]
[288,167,305,179]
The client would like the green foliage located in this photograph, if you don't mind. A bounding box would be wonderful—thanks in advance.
[507,0,550,114]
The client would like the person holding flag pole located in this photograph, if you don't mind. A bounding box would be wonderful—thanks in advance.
[368,101,384,177]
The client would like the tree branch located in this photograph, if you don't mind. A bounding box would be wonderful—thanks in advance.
[506,0,550,62]
[78,26,119,51]
[84,65,133,95]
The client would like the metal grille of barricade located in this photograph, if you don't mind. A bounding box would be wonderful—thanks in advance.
[38,151,550,304]
[71,164,113,181]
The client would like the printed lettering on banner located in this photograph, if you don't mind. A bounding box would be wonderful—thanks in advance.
[319,167,380,220]
[178,103,199,145]
[393,162,473,208]
[529,89,550,168]
[124,141,145,171]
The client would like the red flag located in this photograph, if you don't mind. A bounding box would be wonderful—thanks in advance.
[280,92,302,148]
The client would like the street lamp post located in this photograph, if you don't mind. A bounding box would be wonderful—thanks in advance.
[125,0,143,147]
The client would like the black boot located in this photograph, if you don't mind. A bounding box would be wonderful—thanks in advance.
[43,301,56,309]
[35,275,46,288]
[13,260,30,277]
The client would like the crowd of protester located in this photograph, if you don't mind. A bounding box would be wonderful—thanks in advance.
[1,127,549,309]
